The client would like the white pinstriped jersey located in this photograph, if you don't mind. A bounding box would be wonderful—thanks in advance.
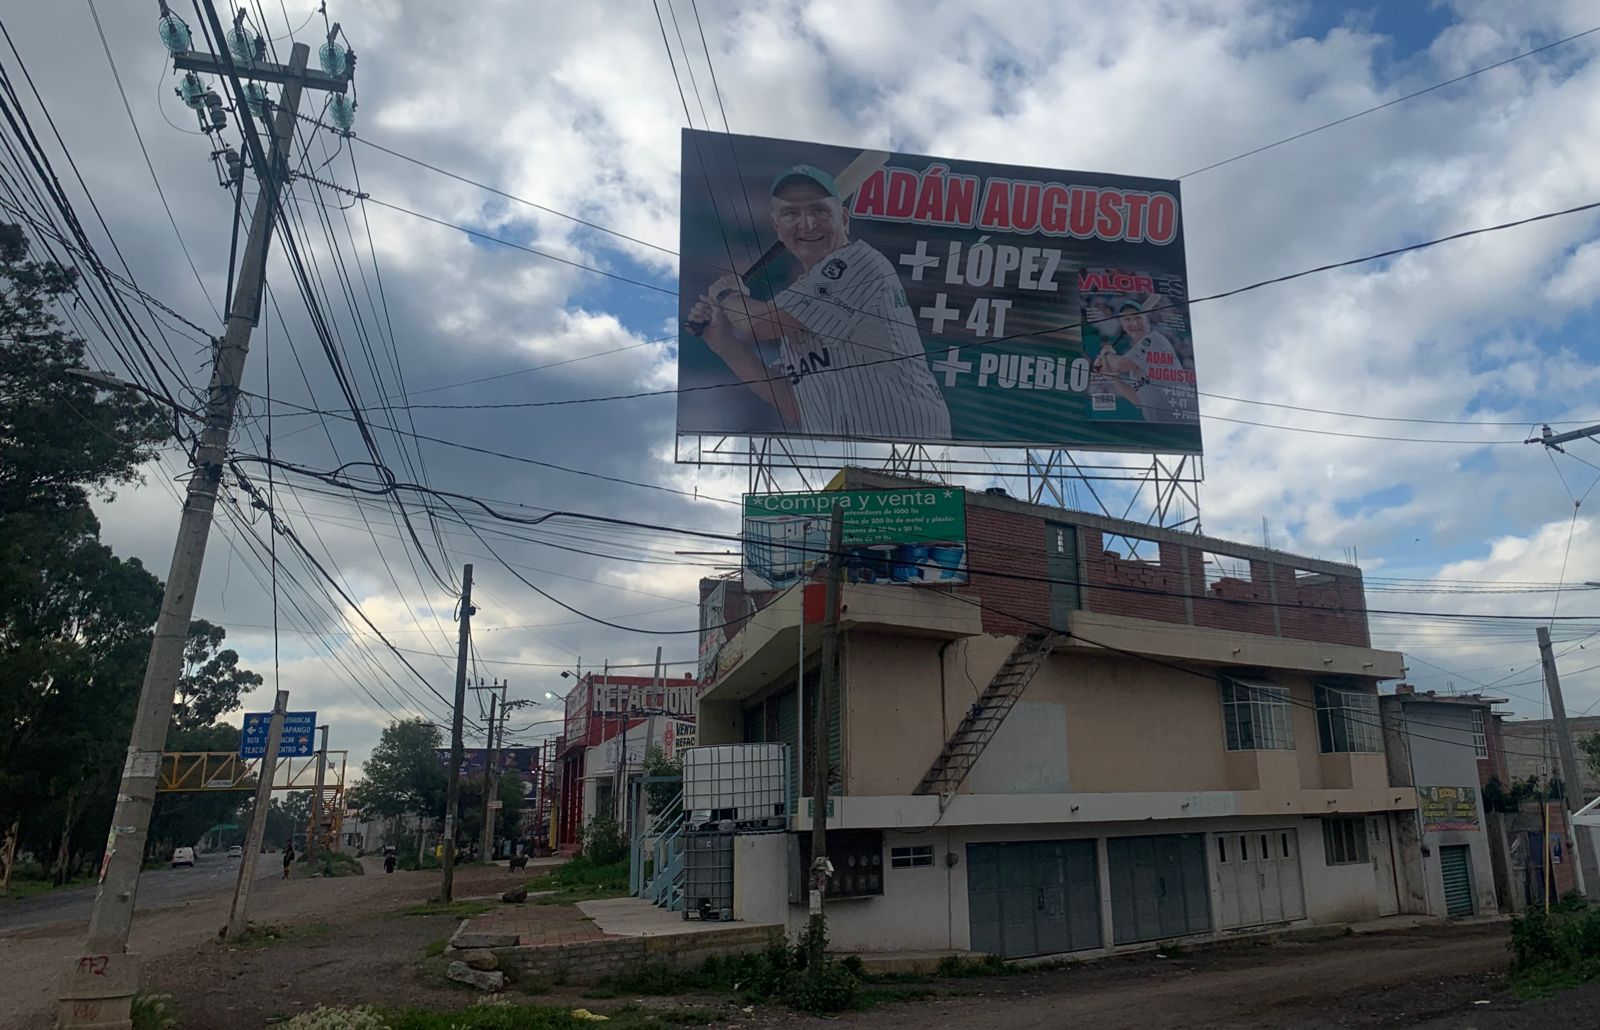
[772,239,952,440]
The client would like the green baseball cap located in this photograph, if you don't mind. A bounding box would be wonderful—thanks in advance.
[771,164,840,198]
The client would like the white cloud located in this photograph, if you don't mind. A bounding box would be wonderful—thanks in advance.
[5,0,1584,770]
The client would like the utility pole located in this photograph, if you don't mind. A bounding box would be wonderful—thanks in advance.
[473,680,507,863]
[227,690,288,937]
[441,564,475,901]
[306,724,331,865]
[1537,626,1599,893]
[807,507,844,967]
[61,16,352,1022]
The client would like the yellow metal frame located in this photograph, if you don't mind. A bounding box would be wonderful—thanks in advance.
[156,751,348,793]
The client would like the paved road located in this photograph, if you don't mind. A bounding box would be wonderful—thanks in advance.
[0,851,280,934]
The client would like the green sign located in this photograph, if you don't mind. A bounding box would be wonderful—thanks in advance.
[743,489,967,590]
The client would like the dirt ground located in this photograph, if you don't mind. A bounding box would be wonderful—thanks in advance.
[0,858,526,1030]
[9,869,1600,1030]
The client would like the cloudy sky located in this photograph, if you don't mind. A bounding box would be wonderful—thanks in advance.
[6,0,1600,771]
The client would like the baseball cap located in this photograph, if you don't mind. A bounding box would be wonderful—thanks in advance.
[1116,297,1144,313]
[771,164,840,198]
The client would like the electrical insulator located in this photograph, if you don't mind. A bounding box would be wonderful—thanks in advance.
[157,13,192,55]
[329,94,356,132]
[226,24,262,63]
[178,71,208,110]
[222,145,243,186]
[204,91,228,131]
[320,23,348,77]
[244,83,270,119]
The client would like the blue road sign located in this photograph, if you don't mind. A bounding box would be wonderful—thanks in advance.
[240,711,318,758]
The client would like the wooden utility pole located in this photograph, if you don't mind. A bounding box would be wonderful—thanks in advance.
[441,564,475,901]
[1537,625,1598,893]
[227,691,288,937]
[807,507,844,966]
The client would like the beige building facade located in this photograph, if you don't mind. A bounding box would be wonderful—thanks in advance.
[686,472,1429,958]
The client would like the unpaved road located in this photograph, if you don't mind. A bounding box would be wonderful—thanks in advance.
[1,853,278,933]
[770,924,1594,1030]
[0,859,527,1030]
[9,868,1600,1030]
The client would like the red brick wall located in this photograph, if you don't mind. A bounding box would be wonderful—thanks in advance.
[957,498,1374,649]
[1080,533,1188,625]
[1192,558,1276,637]
[962,504,1050,635]
[1272,568,1370,648]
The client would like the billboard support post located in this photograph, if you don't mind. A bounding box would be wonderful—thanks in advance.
[228,689,288,938]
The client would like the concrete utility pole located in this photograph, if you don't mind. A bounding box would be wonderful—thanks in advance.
[60,20,350,1024]
[227,691,288,937]
[475,681,507,863]
[1537,626,1600,893]
[807,507,844,967]
[441,564,475,901]
[306,724,331,865]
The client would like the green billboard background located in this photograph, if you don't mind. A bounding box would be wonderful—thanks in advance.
[742,488,968,590]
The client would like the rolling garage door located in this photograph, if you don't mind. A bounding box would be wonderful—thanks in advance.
[1440,845,1474,917]
[1107,834,1211,944]
[968,840,1101,958]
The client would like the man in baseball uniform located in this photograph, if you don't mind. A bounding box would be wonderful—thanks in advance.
[687,165,952,440]
[1091,298,1198,424]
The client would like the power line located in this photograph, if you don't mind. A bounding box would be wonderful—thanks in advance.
[1178,24,1600,178]
[280,194,1600,423]
[229,454,1600,635]
[84,0,220,321]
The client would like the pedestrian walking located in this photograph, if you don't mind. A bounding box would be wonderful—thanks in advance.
[281,839,295,879]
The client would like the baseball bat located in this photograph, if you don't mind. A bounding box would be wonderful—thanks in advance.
[686,149,892,335]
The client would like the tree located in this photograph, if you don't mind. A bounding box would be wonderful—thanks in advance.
[172,619,263,729]
[0,220,242,878]
[348,719,447,847]
[1581,733,1600,782]
[147,724,246,857]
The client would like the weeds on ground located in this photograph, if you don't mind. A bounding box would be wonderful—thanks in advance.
[278,1006,388,1029]
[1,874,94,899]
[396,853,440,872]
[933,953,1020,977]
[232,922,332,947]
[278,1003,716,1029]
[524,855,630,905]
[587,925,859,1014]
[395,899,494,918]
[421,937,448,958]
[130,992,178,1030]
[317,852,366,877]
[1508,898,1600,998]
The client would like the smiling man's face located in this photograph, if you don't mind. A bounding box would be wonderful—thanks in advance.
[771,182,849,270]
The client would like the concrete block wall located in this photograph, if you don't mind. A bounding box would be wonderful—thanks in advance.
[494,926,773,985]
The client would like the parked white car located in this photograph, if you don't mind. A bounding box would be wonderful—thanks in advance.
[171,846,196,868]
[227,845,243,859]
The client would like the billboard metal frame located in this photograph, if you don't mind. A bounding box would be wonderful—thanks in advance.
[676,434,1204,531]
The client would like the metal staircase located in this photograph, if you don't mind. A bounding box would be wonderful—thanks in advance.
[914,633,1059,799]
[631,789,687,912]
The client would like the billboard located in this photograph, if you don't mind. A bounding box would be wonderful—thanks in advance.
[743,488,967,590]
[677,129,1201,454]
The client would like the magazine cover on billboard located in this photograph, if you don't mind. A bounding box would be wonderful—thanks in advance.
[676,129,1201,454]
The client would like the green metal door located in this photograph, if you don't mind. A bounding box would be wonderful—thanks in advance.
[1440,845,1474,917]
